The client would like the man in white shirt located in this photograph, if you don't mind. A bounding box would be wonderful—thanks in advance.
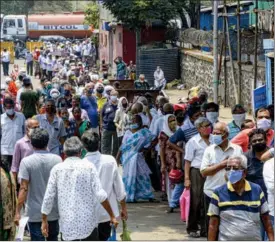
[1,48,11,76]
[46,54,55,81]
[263,158,274,231]
[25,51,33,76]
[184,117,212,238]
[200,122,243,235]
[1,98,25,171]
[41,137,118,241]
[82,130,127,241]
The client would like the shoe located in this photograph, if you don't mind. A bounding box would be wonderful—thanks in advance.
[149,198,160,203]
[166,208,174,213]
[200,231,207,237]
[189,231,200,238]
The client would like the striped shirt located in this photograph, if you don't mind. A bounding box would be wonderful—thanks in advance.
[169,117,198,144]
[208,180,269,241]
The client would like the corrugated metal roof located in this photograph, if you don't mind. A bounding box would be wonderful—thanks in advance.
[201,0,253,12]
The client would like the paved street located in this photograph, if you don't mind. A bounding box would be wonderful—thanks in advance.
[2,60,251,241]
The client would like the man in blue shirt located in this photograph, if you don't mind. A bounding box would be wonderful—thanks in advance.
[100,90,119,157]
[168,104,202,153]
[228,104,246,140]
[80,83,99,133]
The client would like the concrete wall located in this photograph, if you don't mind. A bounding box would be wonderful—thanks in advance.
[181,49,265,111]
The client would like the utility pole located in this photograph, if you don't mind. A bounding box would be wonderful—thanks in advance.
[213,0,219,104]
[253,0,258,89]
[237,0,242,104]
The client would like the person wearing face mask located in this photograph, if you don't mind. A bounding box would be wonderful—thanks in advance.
[207,155,274,241]
[134,74,150,90]
[159,114,184,210]
[80,83,99,133]
[184,117,212,238]
[101,90,119,157]
[154,66,166,90]
[116,114,156,203]
[231,107,274,152]
[228,104,246,140]
[204,102,219,125]
[58,108,77,159]
[20,77,39,119]
[95,83,107,113]
[245,129,270,200]
[137,96,152,127]
[11,118,39,181]
[114,97,128,146]
[50,88,61,106]
[200,122,243,236]
[68,95,89,121]
[35,100,67,155]
[168,104,202,153]
[1,98,26,171]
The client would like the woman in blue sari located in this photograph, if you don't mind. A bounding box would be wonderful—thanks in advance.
[117,114,156,203]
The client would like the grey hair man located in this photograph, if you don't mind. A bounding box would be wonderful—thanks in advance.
[82,130,127,241]
[41,137,118,241]
[15,128,62,241]
[184,117,212,237]
[207,155,274,241]
[200,122,243,236]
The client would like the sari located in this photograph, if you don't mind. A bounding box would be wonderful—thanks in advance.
[121,128,154,202]
[0,168,17,241]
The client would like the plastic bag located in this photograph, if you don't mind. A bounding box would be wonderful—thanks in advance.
[108,225,117,241]
[15,216,29,241]
[120,220,132,241]
[180,189,190,223]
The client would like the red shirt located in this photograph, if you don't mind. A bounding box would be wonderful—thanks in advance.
[231,128,274,152]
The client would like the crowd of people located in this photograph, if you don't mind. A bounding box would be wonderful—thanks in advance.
[0,38,274,241]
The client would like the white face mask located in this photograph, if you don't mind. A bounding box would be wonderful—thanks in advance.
[257,118,271,131]
[6,108,15,116]
[206,112,219,124]
[233,113,246,128]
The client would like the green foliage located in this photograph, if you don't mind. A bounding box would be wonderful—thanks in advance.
[1,0,35,15]
[1,0,73,15]
[84,2,100,29]
[103,0,189,30]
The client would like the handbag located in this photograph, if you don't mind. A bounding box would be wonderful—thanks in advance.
[168,169,184,184]
[180,189,190,223]
[120,220,132,241]
[107,225,117,241]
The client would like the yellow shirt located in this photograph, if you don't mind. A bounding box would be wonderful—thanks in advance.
[95,94,107,112]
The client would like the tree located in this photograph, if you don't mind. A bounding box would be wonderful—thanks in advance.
[1,0,73,15]
[84,2,100,29]
[1,0,35,15]
[103,0,189,30]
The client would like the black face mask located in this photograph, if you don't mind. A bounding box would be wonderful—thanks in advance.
[176,116,185,124]
[122,103,128,109]
[252,143,266,152]
[97,88,104,94]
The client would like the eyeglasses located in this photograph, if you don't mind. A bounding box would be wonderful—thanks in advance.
[225,167,243,171]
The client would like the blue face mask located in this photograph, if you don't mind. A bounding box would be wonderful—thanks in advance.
[226,170,244,184]
[130,123,139,130]
[212,134,224,145]
[88,88,94,95]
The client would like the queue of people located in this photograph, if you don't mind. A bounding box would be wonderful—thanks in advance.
[0,39,274,242]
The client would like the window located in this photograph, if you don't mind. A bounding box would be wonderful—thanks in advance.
[7,19,16,28]
[17,19,23,28]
